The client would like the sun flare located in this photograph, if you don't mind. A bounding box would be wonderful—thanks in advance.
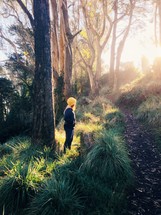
[121,37,161,68]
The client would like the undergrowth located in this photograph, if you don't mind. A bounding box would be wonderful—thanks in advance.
[118,70,161,149]
[136,96,161,127]
[0,96,132,215]
[117,72,161,109]
[136,95,161,149]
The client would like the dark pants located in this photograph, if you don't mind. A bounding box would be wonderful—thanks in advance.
[64,128,74,153]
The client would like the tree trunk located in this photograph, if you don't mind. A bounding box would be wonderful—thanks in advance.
[61,0,73,98]
[50,0,65,125]
[115,1,134,88]
[154,3,158,47]
[32,0,55,148]
[50,0,59,76]
[109,3,117,89]
[87,67,98,96]
[158,0,161,45]
[64,40,72,98]
[96,38,102,82]
[59,0,65,75]
[0,94,4,124]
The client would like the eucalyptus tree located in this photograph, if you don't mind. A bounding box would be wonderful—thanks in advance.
[1,0,56,147]
[151,0,161,78]
[32,0,55,147]
[109,0,137,89]
[50,0,81,124]
[0,1,34,138]
[78,0,113,95]
[154,0,161,46]
[59,0,81,98]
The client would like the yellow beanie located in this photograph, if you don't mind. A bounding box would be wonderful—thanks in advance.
[67,97,76,107]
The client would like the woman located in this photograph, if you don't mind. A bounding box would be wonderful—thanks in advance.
[63,97,76,153]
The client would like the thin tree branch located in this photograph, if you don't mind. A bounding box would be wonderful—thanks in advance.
[76,46,88,68]
[72,30,82,39]
[16,0,34,29]
[0,30,18,57]
[0,29,34,76]
[101,21,113,49]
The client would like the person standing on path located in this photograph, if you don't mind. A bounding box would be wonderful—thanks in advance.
[63,97,76,153]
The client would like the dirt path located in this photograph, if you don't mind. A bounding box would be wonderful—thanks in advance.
[123,111,161,215]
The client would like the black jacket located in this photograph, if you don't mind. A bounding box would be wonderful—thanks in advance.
[64,107,75,130]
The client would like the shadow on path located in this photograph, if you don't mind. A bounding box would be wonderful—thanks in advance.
[122,110,161,215]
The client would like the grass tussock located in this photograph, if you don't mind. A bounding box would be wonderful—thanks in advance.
[26,177,83,215]
[136,96,161,127]
[117,72,161,109]
[75,122,102,135]
[0,160,46,215]
[104,107,124,132]
[0,136,56,163]
[136,95,161,149]
[82,130,132,184]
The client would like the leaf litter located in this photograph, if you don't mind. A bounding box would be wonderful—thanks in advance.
[122,110,161,215]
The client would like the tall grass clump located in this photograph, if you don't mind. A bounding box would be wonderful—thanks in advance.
[73,172,114,215]
[0,144,13,159]
[136,96,161,127]
[0,136,60,215]
[117,86,147,109]
[117,72,161,109]
[82,130,132,185]
[74,129,132,214]
[0,159,46,215]
[0,154,15,177]
[104,107,124,133]
[0,140,55,182]
[74,96,132,214]
[136,96,161,149]
[52,158,113,214]
[2,136,56,163]
[27,176,83,215]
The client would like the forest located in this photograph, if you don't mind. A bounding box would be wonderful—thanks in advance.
[0,0,161,214]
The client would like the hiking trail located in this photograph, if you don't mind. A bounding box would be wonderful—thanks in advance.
[122,110,161,215]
